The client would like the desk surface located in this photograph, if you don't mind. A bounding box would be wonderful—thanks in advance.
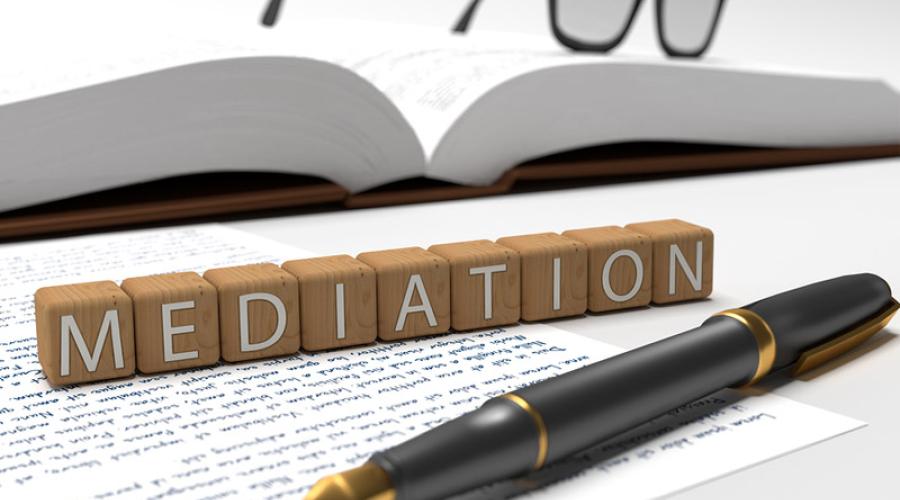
[229,157,900,499]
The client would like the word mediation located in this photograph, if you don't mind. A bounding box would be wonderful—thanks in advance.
[34,219,713,385]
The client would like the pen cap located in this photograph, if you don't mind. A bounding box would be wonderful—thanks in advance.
[742,273,893,368]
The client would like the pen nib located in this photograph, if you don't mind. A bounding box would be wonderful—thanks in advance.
[305,462,395,500]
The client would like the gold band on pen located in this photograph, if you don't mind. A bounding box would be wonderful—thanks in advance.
[502,393,549,470]
[713,308,777,387]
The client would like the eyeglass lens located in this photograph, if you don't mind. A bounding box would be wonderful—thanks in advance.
[554,0,639,48]
[659,0,721,54]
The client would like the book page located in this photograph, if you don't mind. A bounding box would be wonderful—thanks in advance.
[0,224,864,498]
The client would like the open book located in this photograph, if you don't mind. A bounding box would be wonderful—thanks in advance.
[1,19,898,215]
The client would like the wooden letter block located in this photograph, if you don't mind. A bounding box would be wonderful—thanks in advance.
[203,263,300,362]
[626,219,714,304]
[282,255,377,351]
[121,272,220,373]
[357,247,450,341]
[495,233,587,321]
[428,240,520,331]
[35,281,135,386]
[562,226,652,313]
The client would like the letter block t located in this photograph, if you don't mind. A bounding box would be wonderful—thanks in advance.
[626,219,714,304]
[35,281,136,386]
[496,233,588,321]
[121,272,220,374]
[282,255,378,351]
[428,240,520,331]
[203,263,300,362]
[357,247,450,341]
[562,226,652,312]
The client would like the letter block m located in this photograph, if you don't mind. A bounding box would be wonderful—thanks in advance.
[35,281,135,386]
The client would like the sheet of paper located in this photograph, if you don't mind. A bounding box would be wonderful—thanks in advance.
[0,224,865,499]
[459,390,864,499]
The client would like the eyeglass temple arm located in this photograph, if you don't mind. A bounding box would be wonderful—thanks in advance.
[261,0,283,27]
[452,0,483,33]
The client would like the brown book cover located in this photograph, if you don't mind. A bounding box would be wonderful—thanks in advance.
[0,142,896,240]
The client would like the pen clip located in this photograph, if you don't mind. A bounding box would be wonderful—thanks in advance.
[792,298,900,376]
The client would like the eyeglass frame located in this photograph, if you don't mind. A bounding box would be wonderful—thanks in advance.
[453,0,727,58]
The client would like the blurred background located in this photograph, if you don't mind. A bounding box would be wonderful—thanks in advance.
[5,1,896,86]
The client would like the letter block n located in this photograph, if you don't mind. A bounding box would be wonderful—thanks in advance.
[626,219,714,304]
[35,281,136,386]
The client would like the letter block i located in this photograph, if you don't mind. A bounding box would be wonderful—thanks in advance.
[203,263,300,362]
[121,272,220,373]
[35,281,136,386]
[495,233,587,321]
[282,255,378,351]
[562,226,652,313]
[428,240,520,331]
[626,219,714,304]
[357,247,450,341]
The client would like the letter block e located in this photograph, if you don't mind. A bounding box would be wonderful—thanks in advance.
[35,281,136,386]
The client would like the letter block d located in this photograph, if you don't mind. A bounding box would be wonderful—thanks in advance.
[626,219,714,304]
[357,247,450,341]
[428,240,520,331]
[121,272,220,374]
[35,281,136,386]
[204,263,300,362]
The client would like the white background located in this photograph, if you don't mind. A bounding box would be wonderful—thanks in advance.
[5,1,900,498]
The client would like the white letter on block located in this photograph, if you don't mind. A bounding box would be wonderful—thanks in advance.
[469,264,507,320]
[60,310,124,377]
[239,293,287,352]
[669,241,703,295]
[602,249,644,303]
[161,301,199,362]
[552,257,562,311]
[395,274,437,331]
[335,283,346,340]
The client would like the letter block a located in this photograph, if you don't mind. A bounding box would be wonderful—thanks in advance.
[357,247,450,341]
[203,263,300,362]
[428,240,520,331]
[35,281,136,386]
[282,255,378,351]
[626,219,714,304]
[562,226,652,313]
[121,272,220,374]
[495,233,587,321]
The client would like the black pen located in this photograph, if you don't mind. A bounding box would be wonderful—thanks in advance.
[306,273,898,500]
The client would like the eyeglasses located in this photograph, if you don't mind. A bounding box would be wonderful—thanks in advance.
[260,0,725,59]
[455,0,725,58]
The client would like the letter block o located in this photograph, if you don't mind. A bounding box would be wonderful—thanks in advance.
[35,281,136,386]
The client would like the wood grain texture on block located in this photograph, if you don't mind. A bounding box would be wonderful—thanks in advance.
[562,226,652,312]
[121,272,220,373]
[34,281,135,386]
[203,263,300,362]
[429,240,521,331]
[282,255,377,351]
[495,233,587,321]
[357,247,450,341]
[626,219,714,304]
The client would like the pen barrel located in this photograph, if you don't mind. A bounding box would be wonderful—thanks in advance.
[742,273,893,368]
[372,397,541,500]
[515,316,758,464]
